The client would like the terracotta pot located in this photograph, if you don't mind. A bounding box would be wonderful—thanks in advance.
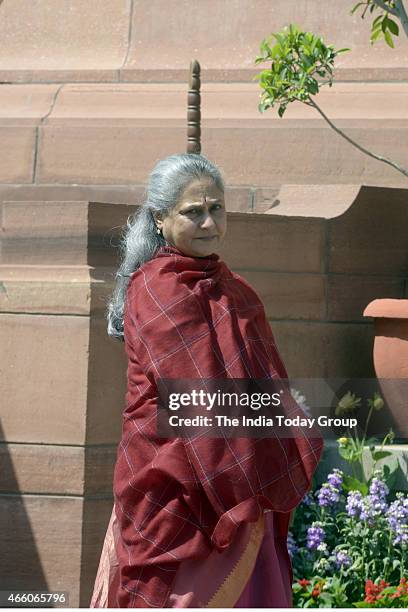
[363,299,408,440]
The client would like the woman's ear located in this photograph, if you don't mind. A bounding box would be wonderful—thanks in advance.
[153,213,163,231]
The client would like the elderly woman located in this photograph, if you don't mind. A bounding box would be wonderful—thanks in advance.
[91,153,323,608]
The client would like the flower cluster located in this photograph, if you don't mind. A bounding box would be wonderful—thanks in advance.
[390,577,408,600]
[364,579,390,604]
[306,523,325,550]
[317,483,340,507]
[334,549,352,569]
[300,492,313,507]
[289,393,407,608]
[345,476,390,526]
[345,490,364,518]
[287,532,298,558]
[386,492,408,546]
[327,468,343,489]
[369,476,389,513]
[317,468,343,508]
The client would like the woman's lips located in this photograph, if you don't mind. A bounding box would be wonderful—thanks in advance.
[195,236,218,240]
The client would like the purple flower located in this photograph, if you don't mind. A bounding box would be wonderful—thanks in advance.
[359,501,378,525]
[369,477,389,501]
[334,550,352,569]
[346,490,384,525]
[287,531,298,558]
[307,523,325,550]
[301,492,314,507]
[327,468,343,490]
[346,491,364,518]
[317,483,340,508]
[368,494,388,515]
[387,493,408,546]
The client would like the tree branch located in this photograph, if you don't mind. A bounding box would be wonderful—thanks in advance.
[371,0,400,17]
[307,96,408,178]
[394,0,408,36]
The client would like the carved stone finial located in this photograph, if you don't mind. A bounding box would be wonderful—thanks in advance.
[187,59,201,154]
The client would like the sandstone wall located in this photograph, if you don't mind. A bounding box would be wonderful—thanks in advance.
[0,0,407,605]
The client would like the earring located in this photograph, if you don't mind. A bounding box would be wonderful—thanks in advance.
[156,227,162,235]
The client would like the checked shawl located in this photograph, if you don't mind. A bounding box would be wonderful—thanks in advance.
[113,244,323,608]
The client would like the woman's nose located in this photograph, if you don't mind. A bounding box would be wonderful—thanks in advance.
[200,212,216,229]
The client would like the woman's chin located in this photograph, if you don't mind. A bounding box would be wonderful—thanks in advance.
[191,237,220,256]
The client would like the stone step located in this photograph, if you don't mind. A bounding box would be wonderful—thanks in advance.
[1,83,407,186]
[0,0,406,83]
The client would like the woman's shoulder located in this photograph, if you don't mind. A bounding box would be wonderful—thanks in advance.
[126,251,187,317]
[128,250,176,287]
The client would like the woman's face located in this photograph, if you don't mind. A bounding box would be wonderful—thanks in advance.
[155,177,227,257]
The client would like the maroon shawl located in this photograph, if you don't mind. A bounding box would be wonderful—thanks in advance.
[113,244,323,607]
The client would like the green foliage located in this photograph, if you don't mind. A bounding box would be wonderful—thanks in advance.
[293,576,349,608]
[290,392,408,607]
[351,1,401,47]
[254,24,350,117]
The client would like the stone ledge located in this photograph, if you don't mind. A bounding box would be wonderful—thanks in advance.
[0,443,117,496]
[0,0,130,84]
[2,1,406,84]
[0,83,403,123]
[123,0,408,84]
[0,84,407,186]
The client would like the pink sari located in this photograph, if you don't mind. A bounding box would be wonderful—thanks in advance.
[90,506,293,608]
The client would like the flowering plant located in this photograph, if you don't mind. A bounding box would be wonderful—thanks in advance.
[289,392,407,607]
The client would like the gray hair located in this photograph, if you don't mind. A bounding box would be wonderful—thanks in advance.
[106,153,224,341]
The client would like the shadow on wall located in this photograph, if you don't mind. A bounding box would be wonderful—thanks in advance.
[0,420,49,593]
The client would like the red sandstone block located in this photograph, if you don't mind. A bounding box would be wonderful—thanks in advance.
[328,276,405,321]
[328,187,408,274]
[235,270,326,320]
[271,321,375,378]
[220,214,325,273]
[0,314,89,444]
[0,444,85,495]
[0,495,82,604]
[0,127,35,183]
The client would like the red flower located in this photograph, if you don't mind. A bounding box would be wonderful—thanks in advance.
[312,587,320,598]
[297,579,310,589]
[364,579,390,603]
[390,578,408,599]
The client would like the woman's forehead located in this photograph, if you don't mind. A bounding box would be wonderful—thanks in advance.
[179,177,224,202]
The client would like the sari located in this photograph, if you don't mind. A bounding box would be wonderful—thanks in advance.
[91,244,323,608]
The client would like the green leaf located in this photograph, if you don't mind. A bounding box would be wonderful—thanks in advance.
[384,29,395,48]
[370,28,383,44]
[382,16,389,33]
[342,474,368,495]
[273,32,285,46]
[278,105,287,117]
[350,2,366,15]
[371,450,392,461]
[387,18,399,36]
[336,48,351,54]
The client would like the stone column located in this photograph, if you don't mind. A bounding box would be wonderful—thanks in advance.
[0,199,130,606]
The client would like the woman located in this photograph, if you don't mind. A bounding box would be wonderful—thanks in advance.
[91,154,323,608]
